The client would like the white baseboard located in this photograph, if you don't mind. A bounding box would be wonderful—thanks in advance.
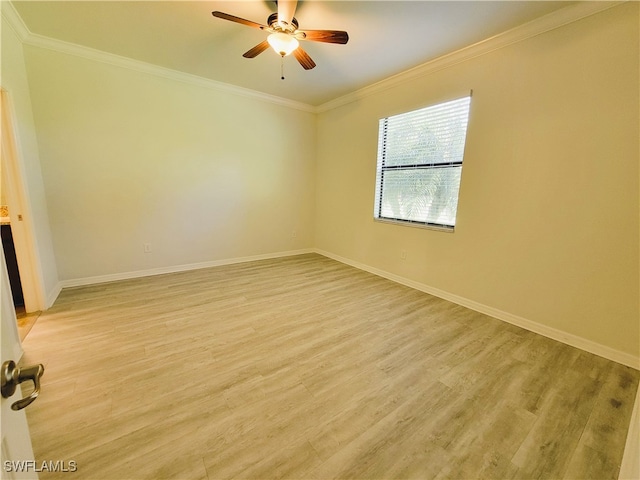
[52,246,639,370]
[45,281,62,309]
[314,249,640,371]
[619,388,640,480]
[59,249,314,289]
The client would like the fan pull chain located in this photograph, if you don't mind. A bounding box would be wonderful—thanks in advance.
[280,55,285,80]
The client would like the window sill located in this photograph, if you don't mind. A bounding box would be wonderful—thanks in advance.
[373,217,455,233]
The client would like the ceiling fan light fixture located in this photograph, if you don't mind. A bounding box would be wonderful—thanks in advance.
[267,32,299,56]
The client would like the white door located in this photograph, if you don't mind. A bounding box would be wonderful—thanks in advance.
[1,248,38,480]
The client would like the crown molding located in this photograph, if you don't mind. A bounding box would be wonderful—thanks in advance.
[3,2,315,114]
[3,1,625,115]
[1,1,30,42]
[316,1,625,113]
[22,32,317,113]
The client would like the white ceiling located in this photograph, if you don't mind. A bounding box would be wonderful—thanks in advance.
[11,1,577,106]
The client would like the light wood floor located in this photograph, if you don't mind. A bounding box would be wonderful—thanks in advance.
[20,253,639,479]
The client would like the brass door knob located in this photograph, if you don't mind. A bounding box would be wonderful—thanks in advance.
[1,360,45,410]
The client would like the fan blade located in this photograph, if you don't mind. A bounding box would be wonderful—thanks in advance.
[243,40,270,58]
[212,11,266,30]
[298,29,349,44]
[293,47,316,70]
[277,0,298,28]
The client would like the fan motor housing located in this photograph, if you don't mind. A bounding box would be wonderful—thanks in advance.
[268,13,299,32]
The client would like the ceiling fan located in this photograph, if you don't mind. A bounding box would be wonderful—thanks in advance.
[212,0,349,72]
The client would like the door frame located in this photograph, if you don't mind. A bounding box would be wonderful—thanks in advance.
[1,88,46,313]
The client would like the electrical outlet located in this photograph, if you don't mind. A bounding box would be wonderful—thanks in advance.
[400,250,407,260]
[144,243,152,253]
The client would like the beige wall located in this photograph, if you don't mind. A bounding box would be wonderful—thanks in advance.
[315,4,639,358]
[22,46,316,280]
[1,11,59,306]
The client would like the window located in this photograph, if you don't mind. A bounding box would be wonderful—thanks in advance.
[374,95,471,230]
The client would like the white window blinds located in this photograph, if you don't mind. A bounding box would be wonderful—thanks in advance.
[374,95,471,229]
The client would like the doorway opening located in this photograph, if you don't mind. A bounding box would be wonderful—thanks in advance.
[0,89,43,340]
[1,208,39,340]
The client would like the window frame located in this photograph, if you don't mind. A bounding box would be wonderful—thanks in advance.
[373,94,471,231]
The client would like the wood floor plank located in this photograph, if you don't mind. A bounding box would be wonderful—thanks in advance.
[510,370,605,478]
[18,253,639,479]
